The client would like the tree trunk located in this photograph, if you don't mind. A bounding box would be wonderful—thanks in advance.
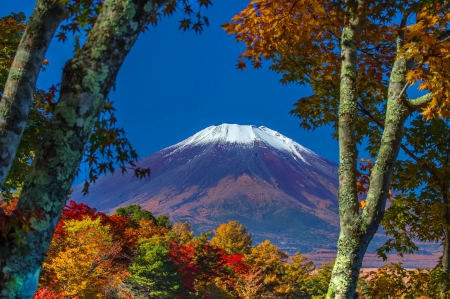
[0,0,63,191]
[0,0,168,297]
[326,0,365,297]
[327,5,412,298]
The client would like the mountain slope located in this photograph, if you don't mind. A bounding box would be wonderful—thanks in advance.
[72,124,340,252]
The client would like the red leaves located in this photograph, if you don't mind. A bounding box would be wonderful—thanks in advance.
[33,288,73,299]
[62,200,105,221]
[168,241,199,292]
[53,200,107,239]
[0,202,46,248]
[166,241,248,295]
[222,253,248,274]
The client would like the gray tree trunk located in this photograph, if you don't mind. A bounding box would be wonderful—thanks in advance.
[326,4,413,298]
[0,0,168,297]
[0,0,63,192]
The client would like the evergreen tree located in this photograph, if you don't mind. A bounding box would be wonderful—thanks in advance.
[126,238,181,299]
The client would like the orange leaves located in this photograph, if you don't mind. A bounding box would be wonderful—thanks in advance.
[356,158,373,197]
[400,5,450,119]
[40,216,128,298]
[222,0,396,111]
[421,106,436,121]
[359,200,366,209]
[223,0,343,74]
[237,60,246,70]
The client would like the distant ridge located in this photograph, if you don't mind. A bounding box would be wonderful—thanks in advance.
[72,124,340,253]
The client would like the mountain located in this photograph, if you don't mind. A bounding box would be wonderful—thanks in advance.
[71,124,340,253]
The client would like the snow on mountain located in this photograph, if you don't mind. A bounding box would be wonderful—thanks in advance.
[72,124,340,253]
[166,124,317,164]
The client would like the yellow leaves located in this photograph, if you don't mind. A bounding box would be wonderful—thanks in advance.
[210,220,252,254]
[40,217,126,298]
[172,221,194,244]
[405,21,425,40]
[400,5,450,119]
[437,108,450,118]
[421,106,435,121]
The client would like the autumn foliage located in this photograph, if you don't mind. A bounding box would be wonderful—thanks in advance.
[13,200,445,298]
[28,201,336,299]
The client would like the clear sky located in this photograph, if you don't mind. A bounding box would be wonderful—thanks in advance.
[2,1,339,184]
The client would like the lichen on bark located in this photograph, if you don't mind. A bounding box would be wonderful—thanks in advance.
[327,3,414,297]
[0,0,63,192]
[0,0,169,297]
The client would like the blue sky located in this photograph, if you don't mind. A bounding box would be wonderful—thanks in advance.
[3,1,339,184]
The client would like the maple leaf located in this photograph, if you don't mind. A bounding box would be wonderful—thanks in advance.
[422,106,435,120]
[198,0,212,8]
[163,0,177,17]
[252,60,262,69]
[236,60,246,70]
[179,19,191,31]
[203,16,210,26]
[56,32,67,43]
[192,21,203,34]
[184,4,193,15]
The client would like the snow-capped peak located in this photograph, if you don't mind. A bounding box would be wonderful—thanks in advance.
[167,124,318,164]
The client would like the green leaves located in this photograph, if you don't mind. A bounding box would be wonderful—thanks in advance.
[379,117,450,258]
[127,242,182,298]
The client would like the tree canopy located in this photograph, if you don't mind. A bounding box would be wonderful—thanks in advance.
[224,0,450,297]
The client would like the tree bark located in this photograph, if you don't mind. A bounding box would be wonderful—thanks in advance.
[0,0,168,297]
[326,1,365,297]
[327,4,412,298]
[0,0,64,192]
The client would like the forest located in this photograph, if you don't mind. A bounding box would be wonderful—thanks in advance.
[2,0,450,298]
[0,200,443,299]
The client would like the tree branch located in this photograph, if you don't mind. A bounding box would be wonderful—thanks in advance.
[407,93,433,108]
[0,0,64,192]
[357,102,443,186]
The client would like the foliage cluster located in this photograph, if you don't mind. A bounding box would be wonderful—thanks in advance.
[26,202,333,299]
[17,200,448,299]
